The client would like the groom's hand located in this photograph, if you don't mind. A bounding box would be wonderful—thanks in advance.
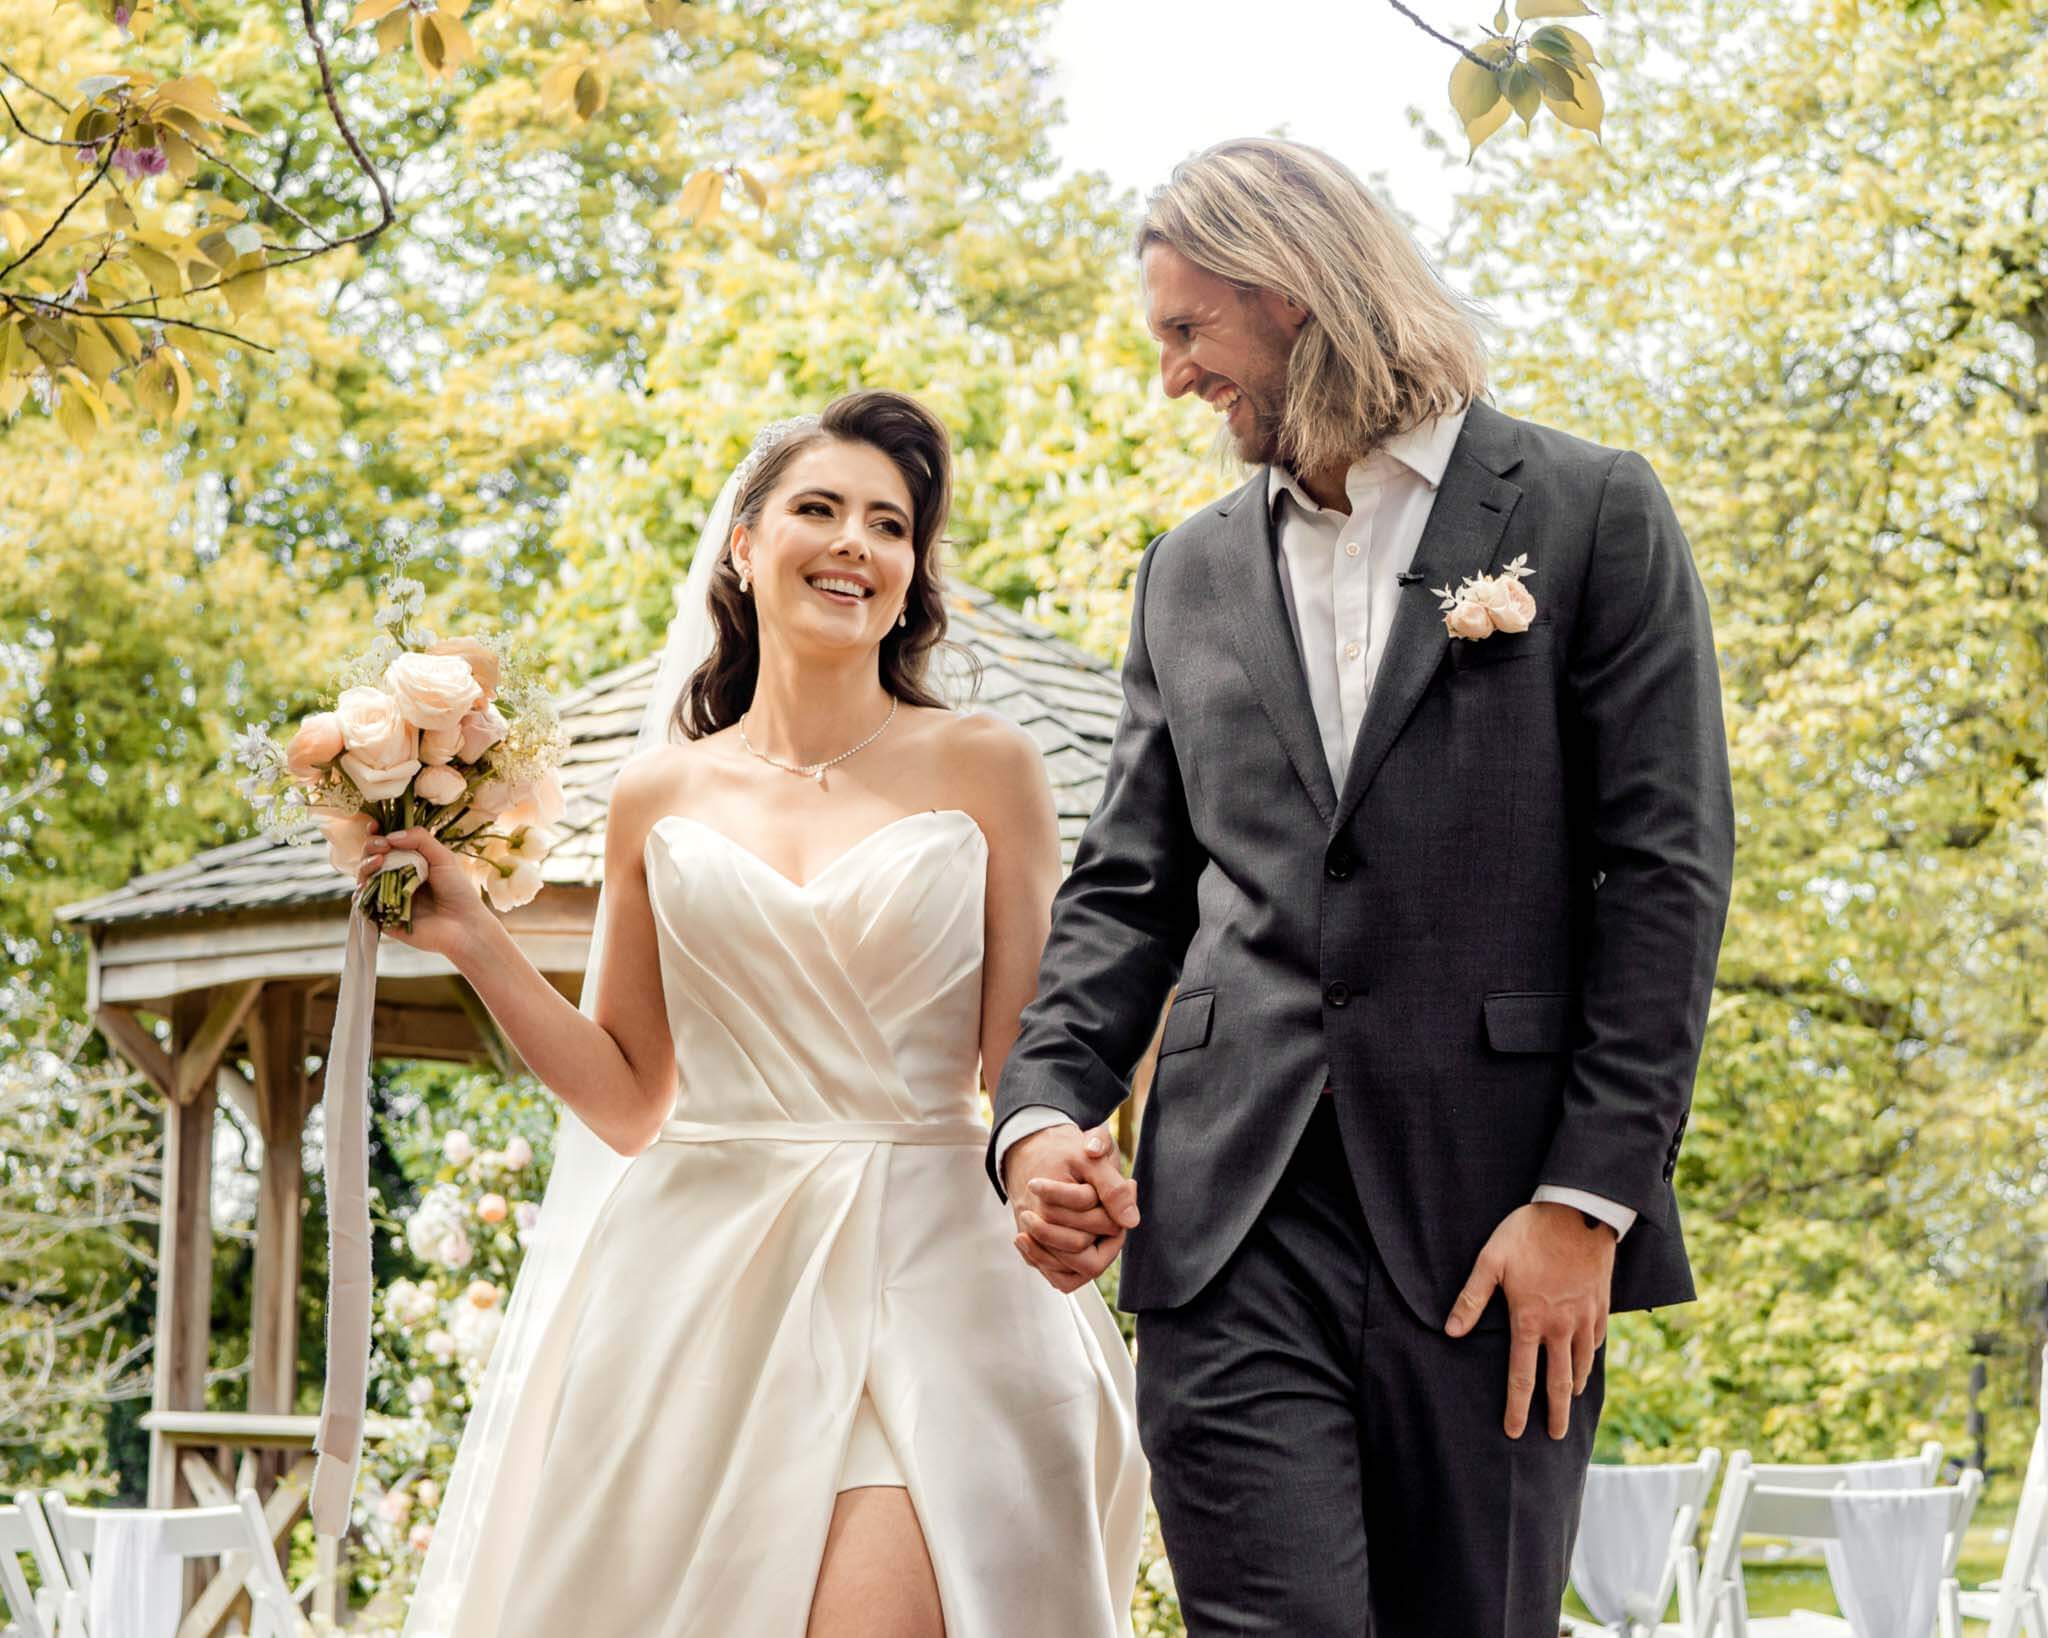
[1003,1123,1140,1295]
[1444,1202,1616,1441]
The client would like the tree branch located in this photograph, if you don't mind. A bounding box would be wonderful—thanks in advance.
[1377,0,1500,69]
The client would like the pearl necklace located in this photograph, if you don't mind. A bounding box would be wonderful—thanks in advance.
[739,695,898,786]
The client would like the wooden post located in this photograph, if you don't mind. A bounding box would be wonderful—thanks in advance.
[247,984,308,1499]
[150,991,219,1517]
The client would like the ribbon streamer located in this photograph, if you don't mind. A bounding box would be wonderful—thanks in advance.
[311,847,425,1537]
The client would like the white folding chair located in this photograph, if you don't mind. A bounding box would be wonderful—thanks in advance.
[1745,1441,1945,1493]
[0,1492,74,1638]
[1564,1449,1722,1635]
[1961,1347,2048,1638]
[38,1489,296,1638]
[1692,1461,1981,1638]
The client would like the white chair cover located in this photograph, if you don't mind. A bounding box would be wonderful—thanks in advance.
[84,1514,179,1638]
[1823,1488,1950,1638]
[1573,1464,1687,1629]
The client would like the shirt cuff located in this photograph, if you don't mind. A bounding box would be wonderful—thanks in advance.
[1533,1185,1637,1241]
[991,1105,1079,1201]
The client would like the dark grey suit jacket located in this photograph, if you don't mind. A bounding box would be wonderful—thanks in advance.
[988,400,1735,1326]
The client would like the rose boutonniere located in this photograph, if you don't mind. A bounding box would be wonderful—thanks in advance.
[1434,554,1536,640]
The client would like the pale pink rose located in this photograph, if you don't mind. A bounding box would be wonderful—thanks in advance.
[424,1330,456,1363]
[415,1478,440,1507]
[386,652,484,734]
[339,751,421,801]
[414,764,468,806]
[1492,578,1537,633]
[335,685,418,766]
[483,857,544,914]
[442,1130,474,1167]
[457,704,508,763]
[419,722,462,765]
[426,636,502,703]
[1445,599,1496,641]
[408,1523,435,1555]
[476,1192,508,1225]
[503,1136,533,1171]
[285,712,345,780]
[377,1489,414,1524]
[468,779,517,818]
[319,812,378,872]
[465,1278,501,1310]
[501,768,565,830]
[1470,574,1513,614]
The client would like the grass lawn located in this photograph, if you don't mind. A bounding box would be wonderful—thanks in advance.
[1562,1498,2011,1627]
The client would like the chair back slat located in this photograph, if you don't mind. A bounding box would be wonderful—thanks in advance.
[40,1488,296,1638]
[1747,1440,1943,1491]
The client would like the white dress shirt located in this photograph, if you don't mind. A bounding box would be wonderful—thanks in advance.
[996,408,1635,1239]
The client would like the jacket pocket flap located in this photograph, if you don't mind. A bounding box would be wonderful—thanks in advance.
[1483,990,1573,1053]
[1158,989,1215,1057]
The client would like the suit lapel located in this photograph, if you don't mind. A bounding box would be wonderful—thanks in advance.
[1331,404,1526,835]
[1203,472,1339,826]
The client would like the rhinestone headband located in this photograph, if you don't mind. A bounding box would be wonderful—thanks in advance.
[734,414,821,490]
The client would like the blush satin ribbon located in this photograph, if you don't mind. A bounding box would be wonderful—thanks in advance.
[310,847,425,1537]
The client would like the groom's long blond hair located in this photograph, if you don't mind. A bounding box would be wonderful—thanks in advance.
[1137,139,1489,477]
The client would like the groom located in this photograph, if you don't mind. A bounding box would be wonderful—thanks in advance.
[989,139,1734,1634]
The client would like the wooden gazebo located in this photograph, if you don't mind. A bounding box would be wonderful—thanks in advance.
[53,585,1125,1597]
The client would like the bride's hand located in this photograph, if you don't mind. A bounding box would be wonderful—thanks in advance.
[355,826,492,962]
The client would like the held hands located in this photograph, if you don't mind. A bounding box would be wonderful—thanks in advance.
[355,827,492,962]
[1004,1123,1141,1295]
[1445,1201,1616,1441]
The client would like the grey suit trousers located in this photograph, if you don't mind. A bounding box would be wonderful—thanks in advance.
[1135,1097,1602,1637]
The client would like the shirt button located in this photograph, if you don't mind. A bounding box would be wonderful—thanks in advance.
[1324,982,1351,1009]
[1344,541,1361,557]
[1343,642,1361,661]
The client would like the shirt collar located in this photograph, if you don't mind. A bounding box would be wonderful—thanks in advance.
[1267,403,1469,518]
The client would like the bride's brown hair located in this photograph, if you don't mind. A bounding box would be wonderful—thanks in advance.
[677,389,960,740]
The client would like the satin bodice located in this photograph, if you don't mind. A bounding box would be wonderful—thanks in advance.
[643,808,990,1129]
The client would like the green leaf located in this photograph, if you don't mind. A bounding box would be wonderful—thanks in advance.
[1543,62,1604,137]
[1504,64,1543,129]
[1515,0,1596,17]
[1492,3,1509,29]
[221,251,268,319]
[1531,23,1601,65]
[1463,94,1513,160]
[1450,55,1504,128]
[1530,55,1578,103]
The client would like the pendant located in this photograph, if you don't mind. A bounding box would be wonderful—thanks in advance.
[812,768,826,785]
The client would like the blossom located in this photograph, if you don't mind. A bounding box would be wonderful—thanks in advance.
[476,1192,508,1225]
[448,1298,503,1368]
[383,1278,439,1329]
[415,764,467,806]
[408,1522,435,1555]
[285,712,345,780]
[319,811,378,872]
[504,1136,533,1172]
[1445,600,1495,641]
[1493,578,1537,632]
[426,636,503,703]
[414,1479,440,1508]
[386,652,484,734]
[457,703,509,762]
[406,1376,436,1408]
[482,857,545,913]
[425,1329,457,1363]
[377,1489,415,1524]
[465,1279,501,1310]
[405,1183,475,1270]
[443,1130,475,1167]
[500,768,565,830]
[335,686,421,800]
[112,143,168,180]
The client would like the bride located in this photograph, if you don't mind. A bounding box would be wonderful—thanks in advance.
[358,389,1147,1636]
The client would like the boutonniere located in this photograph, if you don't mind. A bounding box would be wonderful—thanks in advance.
[1434,554,1537,641]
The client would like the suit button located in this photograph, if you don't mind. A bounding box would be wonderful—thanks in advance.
[1326,848,1354,881]
[1324,982,1351,1008]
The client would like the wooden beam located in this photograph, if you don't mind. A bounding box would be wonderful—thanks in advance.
[149,995,217,1515]
[450,975,527,1081]
[94,1004,175,1101]
[246,986,308,1427]
[173,979,264,1105]
[305,994,483,1061]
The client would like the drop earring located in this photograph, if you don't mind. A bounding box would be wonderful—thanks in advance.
[897,607,908,628]
[736,559,752,594]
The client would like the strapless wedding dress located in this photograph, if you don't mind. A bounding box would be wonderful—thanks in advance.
[439,808,1146,1637]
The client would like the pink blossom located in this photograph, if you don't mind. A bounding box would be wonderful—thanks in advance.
[1444,599,1495,641]
[112,144,167,180]
[1492,578,1537,633]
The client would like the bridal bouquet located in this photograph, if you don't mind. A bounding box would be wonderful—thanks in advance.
[233,563,569,932]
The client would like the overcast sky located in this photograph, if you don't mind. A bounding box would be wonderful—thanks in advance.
[1041,0,1469,251]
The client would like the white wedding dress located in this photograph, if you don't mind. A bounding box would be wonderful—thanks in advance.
[433,805,1147,1637]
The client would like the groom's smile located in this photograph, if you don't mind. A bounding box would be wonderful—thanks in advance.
[1140,241,1301,469]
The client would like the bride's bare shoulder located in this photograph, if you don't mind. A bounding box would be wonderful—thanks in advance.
[920,706,1050,829]
[606,739,717,845]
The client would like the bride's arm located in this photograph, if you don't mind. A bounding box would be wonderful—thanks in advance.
[961,713,1063,1098]
[368,756,680,1157]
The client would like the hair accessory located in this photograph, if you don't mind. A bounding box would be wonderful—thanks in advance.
[733,414,822,490]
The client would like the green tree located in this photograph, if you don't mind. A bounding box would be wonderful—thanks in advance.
[1444,0,2048,1467]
